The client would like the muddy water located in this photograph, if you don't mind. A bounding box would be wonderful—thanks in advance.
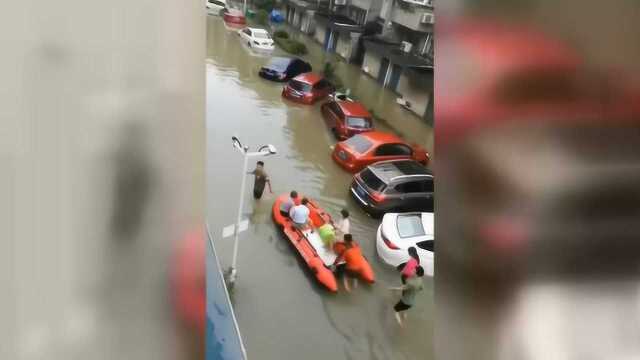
[207,16,433,360]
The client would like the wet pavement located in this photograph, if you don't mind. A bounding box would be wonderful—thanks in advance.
[207,16,433,360]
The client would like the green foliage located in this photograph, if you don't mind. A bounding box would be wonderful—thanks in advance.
[255,9,269,26]
[273,33,308,55]
[254,0,275,11]
[273,30,289,39]
[322,62,344,91]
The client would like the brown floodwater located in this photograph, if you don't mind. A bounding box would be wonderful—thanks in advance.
[207,15,433,360]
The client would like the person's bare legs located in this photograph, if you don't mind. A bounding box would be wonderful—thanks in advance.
[394,311,404,327]
[343,275,351,292]
[353,278,359,289]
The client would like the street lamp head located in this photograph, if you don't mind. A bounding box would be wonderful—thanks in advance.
[232,136,247,153]
[258,144,277,155]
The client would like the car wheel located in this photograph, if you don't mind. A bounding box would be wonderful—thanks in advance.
[247,41,251,47]
[331,127,339,139]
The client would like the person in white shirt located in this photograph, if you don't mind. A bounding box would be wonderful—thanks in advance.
[290,197,312,231]
[336,208,350,237]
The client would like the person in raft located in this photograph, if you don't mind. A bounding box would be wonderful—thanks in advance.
[398,246,420,284]
[289,197,313,231]
[279,190,300,217]
[332,234,366,292]
[248,161,272,200]
[392,266,424,327]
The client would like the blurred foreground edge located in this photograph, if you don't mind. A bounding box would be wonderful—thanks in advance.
[172,227,247,359]
[435,14,640,360]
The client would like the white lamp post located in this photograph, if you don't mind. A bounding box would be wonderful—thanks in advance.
[225,136,277,288]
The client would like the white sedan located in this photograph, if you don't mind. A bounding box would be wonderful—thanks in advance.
[238,27,274,51]
[376,212,434,276]
[206,0,226,15]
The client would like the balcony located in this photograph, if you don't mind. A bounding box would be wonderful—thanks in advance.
[363,36,433,69]
[391,4,433,32]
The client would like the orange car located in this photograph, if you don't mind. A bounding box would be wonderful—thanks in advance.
[321,99,374,140]
[332,131,429,173]
[282,72,335,104]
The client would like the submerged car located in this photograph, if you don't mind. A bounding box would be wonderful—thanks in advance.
[350,159,434,216]
[259,57,312,82]
[238,27,274,51]
[206,0,226,15]
[377,212,434,276]
[321,98,374,140]
[223,8,246,25]
[332,131,429,173]
[282,73,334,104]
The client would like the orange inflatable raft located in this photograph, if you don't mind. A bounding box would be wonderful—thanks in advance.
[272,194,375,292]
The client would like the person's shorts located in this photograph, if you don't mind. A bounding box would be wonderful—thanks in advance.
[292,221,306,230]
[394,300,412,312]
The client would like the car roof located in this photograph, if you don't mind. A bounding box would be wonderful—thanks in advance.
[227,9,244,15]
[358,131,404,146]
[292,72,322,84]
[248,27,268,34]
[368,160,431,184]
[337,101,371,117]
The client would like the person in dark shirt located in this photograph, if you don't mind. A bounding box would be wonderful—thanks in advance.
[249,161,272,199]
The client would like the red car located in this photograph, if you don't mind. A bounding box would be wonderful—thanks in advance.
[223,8,246,26]
[321,99,374,140]
[282,73,335,104]
[332,131,429,173]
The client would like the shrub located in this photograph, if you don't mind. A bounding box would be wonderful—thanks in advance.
[274,36,308,55]
[273,30,289,39]
[322,62,344,90]
[254,0,276,11]
[255,9,269,26]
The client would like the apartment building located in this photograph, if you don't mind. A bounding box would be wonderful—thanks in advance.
[361,0,434,120]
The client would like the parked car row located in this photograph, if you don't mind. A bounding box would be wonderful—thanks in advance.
[236,24,434,272]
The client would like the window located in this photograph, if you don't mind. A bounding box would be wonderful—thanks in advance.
[375,143,413,156]
[417,240,434,252]
[396,214,425,238]
[345,135,373,154]
[395,180,426,194]
[254,32,271,39]
[360,169,386,192]
[289,80,312,92]
[346,117,371,129]
[243,29,252,36]
[328,102,342,117]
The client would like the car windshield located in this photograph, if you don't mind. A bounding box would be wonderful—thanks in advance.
[289,80,312,92]
[344,134,372,153]
[346,116,371,128]
[267,58,290,71]
[360,168,386,192]
[254,32,271,39]
[396,214,426,238]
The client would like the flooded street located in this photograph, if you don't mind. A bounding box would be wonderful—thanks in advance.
[207,16,433,360]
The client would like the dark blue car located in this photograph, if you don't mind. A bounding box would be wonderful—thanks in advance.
[258,57,312,82]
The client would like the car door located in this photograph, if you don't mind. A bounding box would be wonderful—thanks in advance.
[394,180,430,211]
[322,101,339,128]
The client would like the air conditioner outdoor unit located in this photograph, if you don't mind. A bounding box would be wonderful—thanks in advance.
[420,13,435,24]
[333,0,347,6]
[402,0,432,7]
[401,41,413,53]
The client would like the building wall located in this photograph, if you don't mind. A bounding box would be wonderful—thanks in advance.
[396,72,430,118]
[351,0,383,22]
[336,33,352,59]
[362,51,382,78]
[391,5,434,32]
[314,23,327,44]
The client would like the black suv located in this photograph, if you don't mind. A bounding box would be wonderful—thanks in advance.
[350,160,433,217]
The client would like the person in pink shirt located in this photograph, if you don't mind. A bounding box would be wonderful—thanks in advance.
[398,247,420,284]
